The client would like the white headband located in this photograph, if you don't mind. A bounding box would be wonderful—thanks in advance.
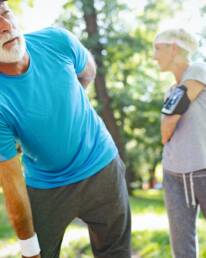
[155,38,197,54]
[155,31,198,54]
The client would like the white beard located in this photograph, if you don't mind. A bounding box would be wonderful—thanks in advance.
[0,31,26,63]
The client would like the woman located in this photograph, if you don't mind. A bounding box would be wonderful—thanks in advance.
[153,28,206,258]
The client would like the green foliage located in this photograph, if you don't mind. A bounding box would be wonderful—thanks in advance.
[60,230,170,258]
[132,230,171,258]
[61,238,92,258]
[130,190,164,214]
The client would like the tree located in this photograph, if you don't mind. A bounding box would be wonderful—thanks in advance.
[57,0,182,193]
[59,0,127,160]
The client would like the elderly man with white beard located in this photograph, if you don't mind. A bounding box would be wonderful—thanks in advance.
[0,1,131,258]
[0,2,40,258]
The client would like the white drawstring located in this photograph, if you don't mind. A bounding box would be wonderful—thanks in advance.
[166,170,205,208]
[182,173,196,208]
[183,173,190,208]
[190,172,196,207]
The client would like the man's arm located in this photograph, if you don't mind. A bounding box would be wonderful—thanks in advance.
[0,156,40,258]
[161,79,205,144]
[77,52,96,88]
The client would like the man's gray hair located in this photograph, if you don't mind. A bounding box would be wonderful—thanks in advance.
[154,28,198,55]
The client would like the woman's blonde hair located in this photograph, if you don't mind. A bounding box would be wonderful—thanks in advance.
[154,28,198,56]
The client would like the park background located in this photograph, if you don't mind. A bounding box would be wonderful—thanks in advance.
[1,0,206,257]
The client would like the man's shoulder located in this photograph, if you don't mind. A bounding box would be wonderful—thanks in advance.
[24,27,63,39]
[24,27,74,40]
[24,27,75,52]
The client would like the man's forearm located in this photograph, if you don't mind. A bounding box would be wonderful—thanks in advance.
[0,156,40,258]
[3,178,34,239]
[0,157,34,239]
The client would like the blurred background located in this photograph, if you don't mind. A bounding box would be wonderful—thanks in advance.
[1,0,206,257]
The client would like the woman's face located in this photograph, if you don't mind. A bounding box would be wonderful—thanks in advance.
[153,43,174,72]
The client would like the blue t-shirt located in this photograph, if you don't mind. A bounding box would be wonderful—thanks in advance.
[0,27,118,189]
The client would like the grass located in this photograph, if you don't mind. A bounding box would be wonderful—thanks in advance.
[0,189,206,257]
[130,189,165,214]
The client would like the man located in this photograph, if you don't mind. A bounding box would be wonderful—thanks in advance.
[153,28,206,258]
[0,1,131,257]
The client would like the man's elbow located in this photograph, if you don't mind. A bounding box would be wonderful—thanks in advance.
[78,74,95,88]
[78,52,97,88]
[84,68,96,85]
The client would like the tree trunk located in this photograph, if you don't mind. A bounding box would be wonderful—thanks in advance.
[81,0,125,161]
[148,159,159,189]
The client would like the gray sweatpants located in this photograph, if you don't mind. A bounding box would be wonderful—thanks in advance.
[27,156,131,258]
[163,169,206,258]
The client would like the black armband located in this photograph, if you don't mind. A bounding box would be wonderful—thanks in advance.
[161,85,190,115]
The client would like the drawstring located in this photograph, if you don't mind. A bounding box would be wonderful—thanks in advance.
[183,174,190,208]
[183,173,196,208]
[190,172,196,207]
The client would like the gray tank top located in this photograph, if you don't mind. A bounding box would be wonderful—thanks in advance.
[163,63,206,173]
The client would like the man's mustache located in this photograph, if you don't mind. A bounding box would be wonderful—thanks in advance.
[0,31,20,47]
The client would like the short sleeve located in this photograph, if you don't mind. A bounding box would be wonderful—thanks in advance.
[57,28,89,74]
[0,114,17,161]
[182,63,206,86]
